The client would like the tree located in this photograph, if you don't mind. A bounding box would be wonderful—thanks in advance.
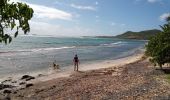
[0,0,34,44]
[146,16,170,69]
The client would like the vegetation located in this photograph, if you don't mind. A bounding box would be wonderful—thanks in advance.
[146,16,170,69]
[0,0,34,44]
[115,29,161,40]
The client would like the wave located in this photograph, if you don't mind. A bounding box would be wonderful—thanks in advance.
[0,41,127,56]
[0,46,76,55]
[100,41,127,47]
[29,46,76,52]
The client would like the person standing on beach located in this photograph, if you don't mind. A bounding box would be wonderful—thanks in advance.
[73,54,79,71]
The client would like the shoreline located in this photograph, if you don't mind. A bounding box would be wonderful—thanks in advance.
[1,51,144,82]
[34,48,144,82]
[0,49,145,93]
[3,49,170,99]
[0,47,144,81]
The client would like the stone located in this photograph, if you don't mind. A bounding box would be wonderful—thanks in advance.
[3,89,12,94]
[0,84,14,90]
[19,82,26,85]
[26,83,33,88]
[21,75,35,81]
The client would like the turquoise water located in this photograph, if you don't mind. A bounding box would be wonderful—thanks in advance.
[0,36,146,76]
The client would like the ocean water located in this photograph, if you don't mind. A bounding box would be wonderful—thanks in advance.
[0,36,146,76]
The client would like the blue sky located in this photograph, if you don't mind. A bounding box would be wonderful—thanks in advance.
[13,0,170,36]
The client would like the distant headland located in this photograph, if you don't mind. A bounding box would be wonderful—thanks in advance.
[86,29,161,40]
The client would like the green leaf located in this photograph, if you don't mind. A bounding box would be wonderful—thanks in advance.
[0,0,34,44]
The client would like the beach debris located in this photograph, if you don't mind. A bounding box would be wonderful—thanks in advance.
[26,83,33,88]
[3,95,11,100]
[21,75,35,81]
[37,74,44,77]
[3,89,12,94]
[1,79,12,84]
[11,81,17,83]
[0,84,14,90]
[19,82,26,85]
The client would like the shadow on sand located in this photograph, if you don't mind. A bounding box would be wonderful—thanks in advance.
[156,67,170,74]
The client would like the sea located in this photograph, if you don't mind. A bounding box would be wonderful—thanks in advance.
[0,36,146,77]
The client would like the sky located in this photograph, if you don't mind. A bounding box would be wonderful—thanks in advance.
[12,0,170,36]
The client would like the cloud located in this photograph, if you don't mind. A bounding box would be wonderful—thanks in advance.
[30,4,73,20]
[160,13,170,21]
[147,0,161,3]
[96,16,99,18]
[111,22,116,26]
[70,3,96,11]
[121,24,126,26]
[29,21,98,36]
[135,0,163,3]
[148,0,156,3]
[95,1,99,5]
[9,0,73,20]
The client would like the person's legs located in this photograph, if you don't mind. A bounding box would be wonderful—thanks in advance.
[76,63,79,71]
[74,63,76,71]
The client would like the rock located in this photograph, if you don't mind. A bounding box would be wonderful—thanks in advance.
[11,81,17,83]
[3,95,11,100]
[21,75,35,81]
[13,91,17,94]
[1,79,12,83]
[3,89,12,94]
[19,82,26,85]
[26,83,33,88]
[0,84,14,90]
[38,74,44,77]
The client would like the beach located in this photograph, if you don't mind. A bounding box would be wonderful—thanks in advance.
[1,50,170,100]
[0,49,143,86]
[32,50,144,83]
[0,36,145,81]
[1,37,170,99]
[0,49,144,99]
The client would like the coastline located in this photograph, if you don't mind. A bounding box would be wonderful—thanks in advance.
[31,51,144,83]
[3,49,170,100]
[0,48,144,89]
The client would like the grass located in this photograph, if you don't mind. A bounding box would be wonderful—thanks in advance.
[165,74,170,83]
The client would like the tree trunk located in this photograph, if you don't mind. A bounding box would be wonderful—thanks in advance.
[159,64,163,69]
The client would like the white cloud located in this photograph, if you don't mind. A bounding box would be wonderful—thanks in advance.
[121,24,126,26]
[9,0,73,20]
[95,1,99,5]
[135,0,142,2]
[160,13,170,21]
[111,22,116,26]
[96,16,99,18]
[148,0,156,3]
[135,0,163,3]
[29,21,98,36]
[30,4,72,20]
[147,0,161,3]
[70,3,96,11]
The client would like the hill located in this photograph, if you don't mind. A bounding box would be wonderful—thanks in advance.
[115,29,161,40]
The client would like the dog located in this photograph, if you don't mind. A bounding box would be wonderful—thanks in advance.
[52,62,60,70]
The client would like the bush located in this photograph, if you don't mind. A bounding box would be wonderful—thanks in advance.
[146,16,170,69]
